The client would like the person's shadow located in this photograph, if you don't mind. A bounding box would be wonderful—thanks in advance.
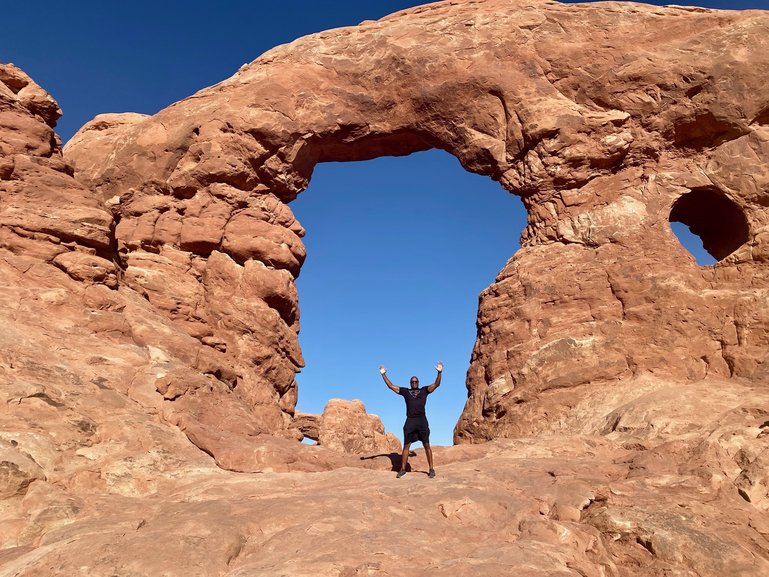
[360,451,416,471]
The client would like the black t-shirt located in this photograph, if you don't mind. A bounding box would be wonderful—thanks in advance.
[398,386,431,418]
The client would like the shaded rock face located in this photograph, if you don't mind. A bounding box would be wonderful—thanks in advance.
[63,0,769,447]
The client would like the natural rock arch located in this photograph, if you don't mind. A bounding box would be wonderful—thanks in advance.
[60,0,769,460]
[5,4,769,575]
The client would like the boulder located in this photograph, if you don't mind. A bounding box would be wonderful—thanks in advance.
[318,399,402,454]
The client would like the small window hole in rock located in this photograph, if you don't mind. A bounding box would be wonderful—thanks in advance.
[669,188,749,266]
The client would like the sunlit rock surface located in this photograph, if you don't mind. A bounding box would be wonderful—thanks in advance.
[292,400,403,455]
[2,0,769,574]
[64,0,769,448]
[317,399,402,454]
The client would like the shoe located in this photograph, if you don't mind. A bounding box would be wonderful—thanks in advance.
[396,470,407,478]
[428,469,436,478]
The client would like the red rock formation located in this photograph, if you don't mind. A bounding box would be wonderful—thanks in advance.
[317,399,402,454]
[3,1,769,575]
[0,64,114,276]
[64,0,769,450]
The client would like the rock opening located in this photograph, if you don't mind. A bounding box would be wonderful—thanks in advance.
[289,149,527,445]
[669,188,749,262]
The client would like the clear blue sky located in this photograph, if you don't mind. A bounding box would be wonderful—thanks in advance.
[1,0,757,445]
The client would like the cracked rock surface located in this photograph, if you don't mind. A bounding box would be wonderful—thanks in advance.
[2,0,769,575]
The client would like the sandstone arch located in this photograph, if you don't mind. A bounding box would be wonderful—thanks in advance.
[4,5,769,574]
[58,0,769,458]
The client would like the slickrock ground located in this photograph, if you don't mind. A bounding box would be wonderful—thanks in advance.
[2,0,769,575]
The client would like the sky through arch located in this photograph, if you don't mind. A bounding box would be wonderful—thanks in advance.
[291,150,526,446]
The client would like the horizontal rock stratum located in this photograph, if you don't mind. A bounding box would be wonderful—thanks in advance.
[2,1,769,575]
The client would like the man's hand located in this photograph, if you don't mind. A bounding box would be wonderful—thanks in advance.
[380,366,399,393]
[427,361,443,393]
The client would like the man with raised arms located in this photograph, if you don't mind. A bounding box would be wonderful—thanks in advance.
[379,362,442,478]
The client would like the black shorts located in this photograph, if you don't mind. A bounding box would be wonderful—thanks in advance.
[403,417,430,445]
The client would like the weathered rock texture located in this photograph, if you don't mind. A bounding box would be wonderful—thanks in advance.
[1,388,768,577]
[293,400,402,454]
[317,399,402,453]
[62,0,769,450]
[2,0,769,575]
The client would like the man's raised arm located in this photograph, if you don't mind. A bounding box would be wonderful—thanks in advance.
[427,361,443,393]
[379,366,400,393]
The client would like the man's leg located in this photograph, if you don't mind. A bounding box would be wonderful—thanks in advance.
[398,443,411,477]
[419,422,436,478]
[424,442,434,469]
[424,442,436,477]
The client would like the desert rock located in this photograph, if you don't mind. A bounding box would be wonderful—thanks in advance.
[317,399,402,454]
[2,0,769,575]
[61,0,769,451]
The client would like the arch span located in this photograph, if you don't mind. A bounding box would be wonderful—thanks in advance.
[64,0,769,459]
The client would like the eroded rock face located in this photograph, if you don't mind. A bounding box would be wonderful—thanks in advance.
[62,0,769,450]
[0,62,359,480]
[3,1,769,575]
[0,64,114,270]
